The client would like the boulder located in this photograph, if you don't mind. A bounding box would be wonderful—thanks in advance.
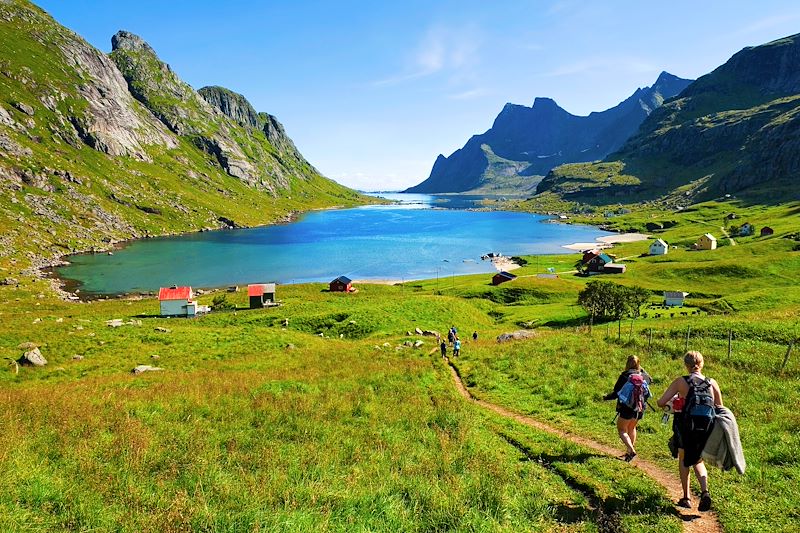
[414,327,423,335]
[413,340,424,348]
[154,326,171,333]
[496,330,538,343]
[72,355,84,361]
[19,347,47,366]
[131,365,162,375]
[422,330,440,337]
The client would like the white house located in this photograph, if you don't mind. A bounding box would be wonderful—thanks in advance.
[664,291,689,307]
[159,286,197,317]
[649,238,669,256]
[696,233,717,250]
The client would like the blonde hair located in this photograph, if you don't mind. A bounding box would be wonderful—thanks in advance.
[625,355,640,372]
[684,351,704,372]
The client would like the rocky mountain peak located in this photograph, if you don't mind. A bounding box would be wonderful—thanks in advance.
[198,86,260,130]
[111,30,156,56]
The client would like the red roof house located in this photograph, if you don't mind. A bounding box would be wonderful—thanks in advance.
[158,286,197,317]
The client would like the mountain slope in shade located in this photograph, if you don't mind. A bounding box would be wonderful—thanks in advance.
[0,0,364,273]
[537,33,800,203]
[406,71,692,193]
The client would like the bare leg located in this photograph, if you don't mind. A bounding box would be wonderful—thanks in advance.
[616,417,635,454]
[630,420,638,447]
[678,449,691,500]
[693,460,709,493]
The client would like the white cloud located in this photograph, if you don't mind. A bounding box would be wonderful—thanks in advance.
[733,13,800,37]
[544,57,658,77]
[447,88,488,100]
[371,25,481,87]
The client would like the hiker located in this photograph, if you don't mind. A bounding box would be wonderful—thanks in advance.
[657,351,723,512]
[603,355,652,462]
[472,331,478,341]
[453,338,461,357]
[447,329,455,344]
[440,339,447,358]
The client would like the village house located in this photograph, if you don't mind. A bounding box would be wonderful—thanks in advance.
[248,283,276,309]
[739,223,754,236]
[695,233,717,250]
[760,226,774,236]
[582,250,614,272]
[329,276,353,292]
[664,291,689,307]
[158,286,197,317]
[649,238,669,256]
[492,271,517,285]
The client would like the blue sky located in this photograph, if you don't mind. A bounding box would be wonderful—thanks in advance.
[35,1,800,191]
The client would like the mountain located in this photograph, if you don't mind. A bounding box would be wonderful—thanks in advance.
[0,0,364,273]
[406,72,692,193]
[536,33,800,204]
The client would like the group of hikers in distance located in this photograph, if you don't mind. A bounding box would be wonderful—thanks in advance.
[440,326,478,358]
[604,351,744,513]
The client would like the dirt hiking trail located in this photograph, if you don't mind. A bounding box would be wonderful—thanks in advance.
[444,358,723,533]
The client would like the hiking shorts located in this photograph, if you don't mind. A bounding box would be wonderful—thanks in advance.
[617,404,644,421]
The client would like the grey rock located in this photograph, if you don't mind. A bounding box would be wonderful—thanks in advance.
[414,327,423,335]
[154,326,171,333]
[413,340,424,348]
[72,355,84,361]
[19,347,47,366]
[496,330,538,343]
[12,101,34,116]
[2,277,19,286]
[131,364,162,375]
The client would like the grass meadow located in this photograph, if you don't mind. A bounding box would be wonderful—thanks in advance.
[1,198,799,531]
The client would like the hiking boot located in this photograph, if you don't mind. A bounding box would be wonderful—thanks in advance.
[677,497,692,508]
[698,492,712,512]
[623,451,637,462]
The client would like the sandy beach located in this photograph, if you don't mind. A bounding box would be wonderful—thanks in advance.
[562,232,649,251]
[491,257,521,271]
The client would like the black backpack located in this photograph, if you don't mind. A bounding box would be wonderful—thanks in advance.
[684,375,716,432]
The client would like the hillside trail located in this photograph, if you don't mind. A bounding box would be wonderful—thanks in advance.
[442,356,723,533]
[720,226,737,246]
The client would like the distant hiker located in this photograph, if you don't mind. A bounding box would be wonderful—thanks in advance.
[657,351,723,512]
[453,338,461,357]
[447,329,455,344]
[603,355,652,462]
[472,331,478,341]
[440,340,447,358]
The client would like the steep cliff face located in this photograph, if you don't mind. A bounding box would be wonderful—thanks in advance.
[536,33,800,203]
[0,0,363,271]
[406,72,691,193]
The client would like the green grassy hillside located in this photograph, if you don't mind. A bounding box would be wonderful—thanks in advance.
[1,198,799,531]
[0,0,369,277]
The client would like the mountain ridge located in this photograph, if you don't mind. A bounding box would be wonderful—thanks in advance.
[406,71,692,193]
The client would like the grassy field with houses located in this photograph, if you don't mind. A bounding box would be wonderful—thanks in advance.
[1,198,799,531]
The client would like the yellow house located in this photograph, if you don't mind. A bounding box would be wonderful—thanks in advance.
[696,233,717,250]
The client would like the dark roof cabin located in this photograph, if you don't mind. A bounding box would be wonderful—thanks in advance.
[492,271,517,285]
[602,263,626,274]
[330,276,352,293]
[248,283,276,309]
[760,226,774,236]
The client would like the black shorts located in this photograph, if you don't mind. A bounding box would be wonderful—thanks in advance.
[617,404,643,420]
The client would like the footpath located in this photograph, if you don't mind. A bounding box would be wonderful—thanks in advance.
[444,357,722,533]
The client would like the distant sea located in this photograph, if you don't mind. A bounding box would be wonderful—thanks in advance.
[56,193,611,295]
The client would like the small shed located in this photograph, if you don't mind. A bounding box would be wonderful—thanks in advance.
[248,283,276,309]
[739,223,754,236]
[760,226,774,236]
[649,238,669,256]
[492,271,517,285]
[696,233,717,250]
[158,286,197,317]
[330,276,352,292]
[664,291,689,307]
[603,263,626,274]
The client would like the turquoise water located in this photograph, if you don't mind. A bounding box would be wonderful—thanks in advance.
[56,194,610,295]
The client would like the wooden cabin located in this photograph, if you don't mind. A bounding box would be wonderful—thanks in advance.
[664,291,689,307]
[330,276,352,292]
[492,271,517,285]
[760,226,774,236]
[248,283,276,309]
[649,238,669,256]
[158,286,197,317]
[695,233,717,250]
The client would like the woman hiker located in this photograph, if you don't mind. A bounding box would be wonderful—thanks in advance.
[603,355,652,462]
[657,351,723,512]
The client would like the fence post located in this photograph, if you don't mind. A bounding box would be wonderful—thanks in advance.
[727,329,732,359]
[685,325,691,352]
[781,339,795,373]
